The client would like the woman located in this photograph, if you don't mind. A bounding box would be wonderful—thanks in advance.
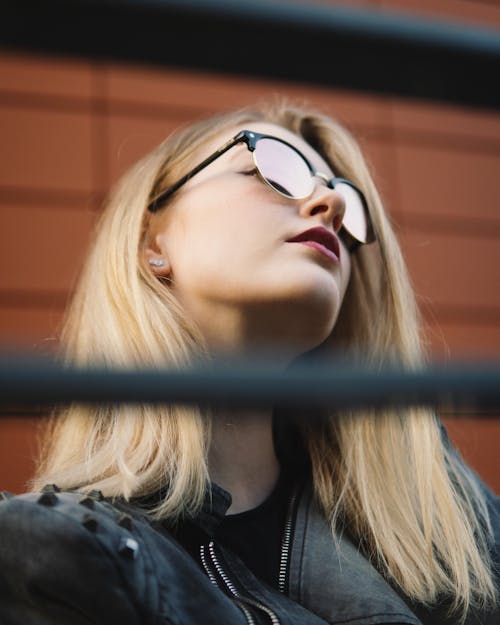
[0,99,498,625]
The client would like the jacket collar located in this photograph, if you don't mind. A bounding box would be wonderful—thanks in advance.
[194,481,232,535]
[290,482,424,625]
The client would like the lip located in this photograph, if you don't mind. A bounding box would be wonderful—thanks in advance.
[286,226,340,263]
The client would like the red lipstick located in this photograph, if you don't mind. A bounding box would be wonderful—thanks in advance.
[286,226,340,263]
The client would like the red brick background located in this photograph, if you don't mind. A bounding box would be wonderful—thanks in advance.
[0,0,499,494]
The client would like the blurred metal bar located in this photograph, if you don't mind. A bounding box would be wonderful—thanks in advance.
[1,0,500,109]
[0,355,499,413]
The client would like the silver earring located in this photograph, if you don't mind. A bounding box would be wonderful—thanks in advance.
[148,258,166,268]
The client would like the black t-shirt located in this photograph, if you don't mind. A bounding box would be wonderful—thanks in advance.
[214,468,296,589]
[171,418,308,589]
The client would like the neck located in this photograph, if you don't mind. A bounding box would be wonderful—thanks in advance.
[208,409,280,515]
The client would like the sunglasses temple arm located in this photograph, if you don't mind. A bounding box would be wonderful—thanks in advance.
[148,134,246,212]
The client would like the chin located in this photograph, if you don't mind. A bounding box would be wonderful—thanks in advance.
[279,292,341,352]
[288,273,343,313]
[289,278,344,346]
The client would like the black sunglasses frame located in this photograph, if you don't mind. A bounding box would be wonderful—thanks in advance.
[147,130,375,247]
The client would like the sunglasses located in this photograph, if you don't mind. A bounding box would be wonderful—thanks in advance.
[147,130,375,247]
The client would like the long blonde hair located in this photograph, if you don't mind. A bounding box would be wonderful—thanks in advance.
[32,98,497,618]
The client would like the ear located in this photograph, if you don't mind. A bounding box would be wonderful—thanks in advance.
[143,234,172,278]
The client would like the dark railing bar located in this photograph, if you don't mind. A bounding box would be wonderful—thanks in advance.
[0,355,499,413]
[1,0,500,109]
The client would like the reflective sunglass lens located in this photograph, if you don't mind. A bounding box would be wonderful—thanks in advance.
[254,138,313,198]
[333,181,370,244]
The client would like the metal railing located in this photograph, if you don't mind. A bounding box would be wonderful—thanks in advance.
[1,0,500,109]
[0,355,499,414]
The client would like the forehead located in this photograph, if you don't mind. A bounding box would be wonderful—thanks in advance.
[200,121,334,176]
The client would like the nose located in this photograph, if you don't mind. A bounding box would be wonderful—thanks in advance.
[298,178,346,234]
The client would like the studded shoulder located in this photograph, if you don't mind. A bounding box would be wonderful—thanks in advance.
[0,485,151,625]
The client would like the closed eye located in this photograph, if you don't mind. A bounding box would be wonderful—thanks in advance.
[265,178,293,196]
[240,169,291,196]
[239,168,259,176]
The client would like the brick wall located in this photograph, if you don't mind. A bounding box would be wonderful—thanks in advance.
[0,0,499,493]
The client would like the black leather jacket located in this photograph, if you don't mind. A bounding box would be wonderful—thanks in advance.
[0,472,498,625]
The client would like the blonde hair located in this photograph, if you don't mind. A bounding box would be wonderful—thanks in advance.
[32,98,496,619]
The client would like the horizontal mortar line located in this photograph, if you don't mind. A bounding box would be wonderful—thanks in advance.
[106,99,229,120]
[0,89,292,123]
[3,89,500,154]
[0,90,95,112]
[0,186,106,208]
[0,90,173,117]
[105,94,388,122]
[105,105,385,141]
[466,0,500,9]
[398,214,500,238]
[393,127,500,154]
[0,80,396,123]
[440,412,500,420]
[2,92,314,127]
[0,288,499,325]
[322,119,499,153]
[0,405,51,417]
[348,122,500,153]
[2,87,497,151]
[420,304,500,324]
[0,289,71,308]
[340,125,398,142]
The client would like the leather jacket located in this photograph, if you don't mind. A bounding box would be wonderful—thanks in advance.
[0,471,498,625]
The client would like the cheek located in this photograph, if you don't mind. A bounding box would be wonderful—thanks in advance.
[170,199,279,271]
[166,205,256,290]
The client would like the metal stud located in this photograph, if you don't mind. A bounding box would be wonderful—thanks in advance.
[118,537,139,559]
[117,514,133,531]
[41,483,61,493]
[78,496,95,510]
[82,514,98,532]
[37,491,58,506]
[88,489,104,501]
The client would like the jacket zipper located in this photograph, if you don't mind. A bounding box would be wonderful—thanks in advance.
[200,543,256,625]
[200,541,281,625]
[278,487,298,594]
